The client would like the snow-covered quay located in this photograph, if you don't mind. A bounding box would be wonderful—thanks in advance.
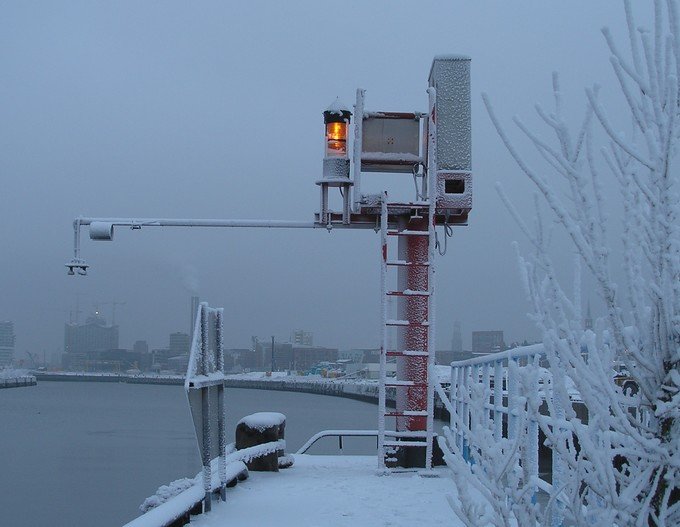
[188,455,457,527]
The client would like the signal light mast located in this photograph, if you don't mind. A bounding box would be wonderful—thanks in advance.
[66,55,472,469]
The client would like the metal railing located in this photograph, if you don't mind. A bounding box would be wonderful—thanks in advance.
[442,344,568,527]
[127,440,283,527]
[297,429,434,455]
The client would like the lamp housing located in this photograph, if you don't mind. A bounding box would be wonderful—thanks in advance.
[323,100,351,159]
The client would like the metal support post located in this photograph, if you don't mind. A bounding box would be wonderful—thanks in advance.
[352,89,365,212]
[216,309,226,502]
[462,366,470,461]
[271,336,275,372]
[551,385,566,527]
[200,306,212,512]
[494,360,503,440]
[377,193,388,469]
[508,358,518,441]
[527,355,539,505]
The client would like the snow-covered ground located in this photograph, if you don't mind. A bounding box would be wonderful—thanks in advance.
[190,455,460,527]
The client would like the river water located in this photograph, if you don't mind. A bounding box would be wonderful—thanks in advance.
[0,381,401,527]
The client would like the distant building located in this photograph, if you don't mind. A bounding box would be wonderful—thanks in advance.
[436,349,474,365]
[472,331,505,354]
[292,345,337,371]
[338,349,370,363]
[133,340,149,355]
[0,321,15,367]
[167,355,189,373]
[360,362,397,380]
[362,348,381,364]
[233,348,259,372]
[291,329,313,346]
[221,351,237,372]
[64,314,118,354]
[169,332,191,356]
[63,314,119,370]
[252,337,337,372]
[451,321,463,353]
[150,348,172,371]
[97,349,143,372]
[252,338,289,371]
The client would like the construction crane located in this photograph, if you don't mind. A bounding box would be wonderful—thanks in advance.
[99,301,126,325]
[26,351,42,369]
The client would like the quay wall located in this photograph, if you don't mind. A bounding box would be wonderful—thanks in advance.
[35,372,184,385]
[0,375,37,389]
[34,372,452,420]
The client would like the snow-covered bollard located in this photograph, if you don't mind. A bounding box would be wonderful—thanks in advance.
[236,412,290,472]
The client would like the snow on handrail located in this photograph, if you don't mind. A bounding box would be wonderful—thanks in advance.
[449,343,544,368]
[226,439,285,465]
[126,440,284,527]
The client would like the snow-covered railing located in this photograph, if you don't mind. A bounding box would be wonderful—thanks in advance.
[296,429,428,454]
[441,344,569,527]
[448,344,545,465]
[127,439,284,527]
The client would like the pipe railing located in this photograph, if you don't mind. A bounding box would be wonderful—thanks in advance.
[447,344,567,527]
[297,429,433,455]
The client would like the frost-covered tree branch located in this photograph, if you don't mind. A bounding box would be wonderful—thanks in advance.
[443,2,679,526]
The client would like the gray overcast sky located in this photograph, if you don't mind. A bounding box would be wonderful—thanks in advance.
[1,2,636,359]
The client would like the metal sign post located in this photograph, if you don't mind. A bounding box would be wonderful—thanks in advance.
[185,303,227,511]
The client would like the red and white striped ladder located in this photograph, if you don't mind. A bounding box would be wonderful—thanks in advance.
[378,193,436,470]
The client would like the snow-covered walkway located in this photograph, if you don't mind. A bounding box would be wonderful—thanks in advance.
[190,455,461,527]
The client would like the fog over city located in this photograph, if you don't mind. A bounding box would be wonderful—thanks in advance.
[1,2,636,359]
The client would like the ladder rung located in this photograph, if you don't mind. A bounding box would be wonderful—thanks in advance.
[384,441,429,448]
[384,410,429,417]
[386,290,431,297]
[386,232,430,238]
[386,350,429,357]
[386,319,429,327]
[386,260,430,267]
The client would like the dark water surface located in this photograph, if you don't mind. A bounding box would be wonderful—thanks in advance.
[0,381,387,527]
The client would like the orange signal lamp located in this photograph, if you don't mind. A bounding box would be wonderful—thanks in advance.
[323,101,351,159]
[325,121,348,157]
